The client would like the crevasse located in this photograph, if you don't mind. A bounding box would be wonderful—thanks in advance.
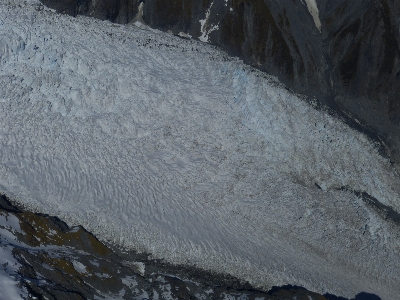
[0,1,399,299]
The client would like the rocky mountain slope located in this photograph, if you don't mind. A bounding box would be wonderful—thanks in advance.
[40,0,400,165]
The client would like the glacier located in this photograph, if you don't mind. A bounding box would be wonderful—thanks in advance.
[0,1,399,299]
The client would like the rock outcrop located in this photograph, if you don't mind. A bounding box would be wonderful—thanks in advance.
[40,0,400,165]
[319,0,400,161]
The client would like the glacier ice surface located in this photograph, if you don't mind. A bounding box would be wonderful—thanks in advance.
[0,1,399,299]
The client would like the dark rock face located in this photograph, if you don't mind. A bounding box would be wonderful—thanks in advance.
[319,0,400,161]
[38,0,400,161]
[40,0,139,23]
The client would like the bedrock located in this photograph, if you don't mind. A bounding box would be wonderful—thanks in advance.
[40,0,400,164]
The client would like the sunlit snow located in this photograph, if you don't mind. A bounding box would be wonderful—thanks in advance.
[199,1,219,43]
[302,0,321,31]
[0,1,399,299]
[0,213,27,299]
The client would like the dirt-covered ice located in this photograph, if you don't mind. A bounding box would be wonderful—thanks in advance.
[0,1,399,299]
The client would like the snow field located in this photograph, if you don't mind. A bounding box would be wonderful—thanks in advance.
[0,212,27,299]
[0,1,399,299]
[302,0,321,31]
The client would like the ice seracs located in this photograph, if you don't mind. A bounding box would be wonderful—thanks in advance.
[0,1,399,299]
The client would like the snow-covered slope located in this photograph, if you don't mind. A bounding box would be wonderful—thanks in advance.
[302,0,321,31]
[1,1,399,299]
[0,212,27,299]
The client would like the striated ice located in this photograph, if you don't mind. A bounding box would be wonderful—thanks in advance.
[0,1,399,299]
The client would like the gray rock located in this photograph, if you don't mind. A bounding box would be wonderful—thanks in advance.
[319,0,400,162]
